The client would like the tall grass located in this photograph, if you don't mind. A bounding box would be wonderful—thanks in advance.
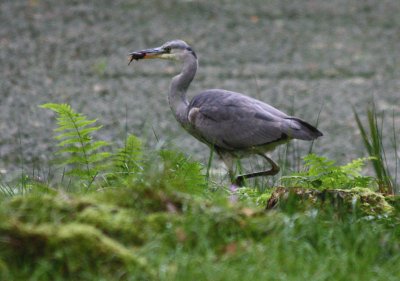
[391,110,399,192]
[0,182,15,197]
[354,105,397,194]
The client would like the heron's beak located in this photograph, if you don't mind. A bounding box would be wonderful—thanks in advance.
[128,47,166,65]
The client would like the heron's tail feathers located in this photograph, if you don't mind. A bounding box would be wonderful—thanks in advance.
[283,117,323,141]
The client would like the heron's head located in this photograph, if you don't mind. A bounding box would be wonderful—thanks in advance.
[128,40,197,65]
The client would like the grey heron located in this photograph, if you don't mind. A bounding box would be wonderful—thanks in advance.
[128,40,323,186]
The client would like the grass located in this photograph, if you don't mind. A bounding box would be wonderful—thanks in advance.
[1,173,400,280]
[354,105,398,194]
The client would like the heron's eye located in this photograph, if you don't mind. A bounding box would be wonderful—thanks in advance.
[164,47,171,53]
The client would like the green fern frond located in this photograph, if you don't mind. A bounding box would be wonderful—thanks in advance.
[41,103,111,187]
[281,154,377,189]
[159,150,206,194]
[113,134,143,175]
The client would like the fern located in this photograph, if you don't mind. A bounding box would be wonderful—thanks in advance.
[281,154,377,189]
[41,103,111,188]
[159,150,206,194]
[113,134,143,175]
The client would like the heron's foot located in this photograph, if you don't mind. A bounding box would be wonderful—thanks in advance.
[233,155,280,186]
[234,176,245,187]
[234,169,278,186]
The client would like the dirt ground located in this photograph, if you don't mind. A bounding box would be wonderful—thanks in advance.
[1,0,399,177]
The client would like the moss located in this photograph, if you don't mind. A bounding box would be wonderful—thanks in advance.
[0,221,154,280]
[0,189,186,279]
[91,185,187,214]
[77,205,145,245]
[6,193,94,224]
[0,258,9,281]
[144,212,182,231]
[385,196,400,213]
[267,187,394,216]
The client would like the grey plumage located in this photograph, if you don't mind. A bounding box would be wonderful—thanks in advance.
[129,40,322,185]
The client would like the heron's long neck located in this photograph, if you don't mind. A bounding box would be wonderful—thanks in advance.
[168,55,197,126]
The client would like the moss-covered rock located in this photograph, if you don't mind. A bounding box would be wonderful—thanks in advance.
[0,221,154,280]
[0,188,175,280]
[385,195,400,213]
[266,187,394,215]
[77,204,146,245]
[6,192,94,224]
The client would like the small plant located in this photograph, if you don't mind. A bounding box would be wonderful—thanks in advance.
[103,133,144,185]
[354,106,396,194]
[41,103,111,189]
[158,150,206,194]
[0,181,15,197]
[113,134,143,175]
[281,154,377,189]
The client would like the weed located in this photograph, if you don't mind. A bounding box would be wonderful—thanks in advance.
[354,106,396,194]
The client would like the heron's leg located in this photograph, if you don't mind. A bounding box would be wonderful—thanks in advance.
[205,148,215,181]
[218,152,237,184]
[235,154,280,186]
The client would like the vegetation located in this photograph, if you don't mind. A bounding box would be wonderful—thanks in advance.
[0,103,399,281]
[40,103,111,189]
[281,154,377,189]
[354,106,398,194]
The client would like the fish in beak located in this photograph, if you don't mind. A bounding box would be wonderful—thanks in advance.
[128,47,166,65]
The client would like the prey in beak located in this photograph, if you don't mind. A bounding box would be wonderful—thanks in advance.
[128,47,168,65]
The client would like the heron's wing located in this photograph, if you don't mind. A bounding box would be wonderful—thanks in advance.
[188,90,290,150]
